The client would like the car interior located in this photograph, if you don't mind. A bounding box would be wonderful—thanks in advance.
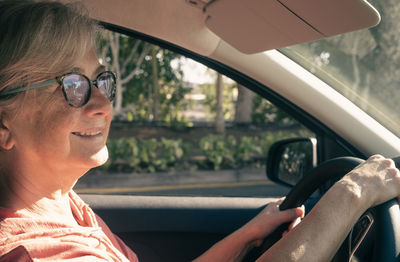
[59,0,400,261]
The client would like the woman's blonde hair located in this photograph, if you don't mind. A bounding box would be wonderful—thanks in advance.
[0,0,100,96]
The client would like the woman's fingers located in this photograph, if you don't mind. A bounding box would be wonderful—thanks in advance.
[282,216,302,237]
[280,206,304,238]
[368,154,384,160]
[262,199,304,228]
[287,217,300,231]
[263,198,284,214]
[248,201,305,240]
[341,154,400,207]
[288,205,305,230]
[269,205,304,227]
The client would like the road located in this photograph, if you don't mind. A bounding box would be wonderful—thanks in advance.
[75,168,292,197]
[116,183,291,197]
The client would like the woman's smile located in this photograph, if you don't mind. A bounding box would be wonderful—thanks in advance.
[71,126,107,146]
[72,131,101,136]
[72,131,103,139]
[72,127,105,137]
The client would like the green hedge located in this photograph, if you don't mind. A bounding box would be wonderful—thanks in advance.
[104,137,188,172]
[102,130,308,172]
[198,135,262,170]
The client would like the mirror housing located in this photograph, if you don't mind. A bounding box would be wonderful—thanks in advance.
[266,137,317,187]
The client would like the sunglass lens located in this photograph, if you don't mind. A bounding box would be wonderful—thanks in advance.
[62,74,90,107]
[97,72,116,101]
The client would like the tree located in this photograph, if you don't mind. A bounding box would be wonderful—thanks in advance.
[252,95,294,124]
[151,45,160,121]
[98,31,190,124]
[215,73,225,133]
[98,31,151,116]
[234,83,254,123]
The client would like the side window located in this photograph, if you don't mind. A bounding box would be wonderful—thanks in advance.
[75,30,315,197]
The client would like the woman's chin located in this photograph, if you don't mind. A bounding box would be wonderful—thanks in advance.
[86,145,109,167]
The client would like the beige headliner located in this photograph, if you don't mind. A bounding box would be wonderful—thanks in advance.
[64,0,380,55]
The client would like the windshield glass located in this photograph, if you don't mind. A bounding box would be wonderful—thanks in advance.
[279,1,400,137]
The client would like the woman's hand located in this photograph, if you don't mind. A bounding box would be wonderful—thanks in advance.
[256,155,400,262]
[241,198,305,246]
[193,198,304,262]
[337,154,400,209]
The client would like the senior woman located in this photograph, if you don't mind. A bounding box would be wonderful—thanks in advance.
[0,1,399,262]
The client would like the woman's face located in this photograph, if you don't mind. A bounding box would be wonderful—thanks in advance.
[5,51,113,175]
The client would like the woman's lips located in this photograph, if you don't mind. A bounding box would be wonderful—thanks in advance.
[72,131,102,137]
[72,126,105,138]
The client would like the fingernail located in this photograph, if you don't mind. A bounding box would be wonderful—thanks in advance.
[295,207,303,217]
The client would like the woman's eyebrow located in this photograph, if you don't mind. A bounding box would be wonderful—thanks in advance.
[94,65,106,76]
[70,65,106,77]
[70,67,84,73]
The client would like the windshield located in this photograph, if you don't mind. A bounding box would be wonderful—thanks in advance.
[279,1,400,138]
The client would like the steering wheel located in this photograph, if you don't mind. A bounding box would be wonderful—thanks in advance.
[245,156,400,261]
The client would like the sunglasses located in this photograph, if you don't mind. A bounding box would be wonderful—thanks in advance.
[0,71,116,108]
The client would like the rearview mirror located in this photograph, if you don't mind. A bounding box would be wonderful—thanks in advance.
[266,138,317,187]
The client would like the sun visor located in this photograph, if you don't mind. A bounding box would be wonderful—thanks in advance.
[204,0,380,54]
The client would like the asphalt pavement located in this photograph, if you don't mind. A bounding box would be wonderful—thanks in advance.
[74,168,291,197]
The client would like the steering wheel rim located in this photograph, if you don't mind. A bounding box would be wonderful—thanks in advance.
[248,156,400,261]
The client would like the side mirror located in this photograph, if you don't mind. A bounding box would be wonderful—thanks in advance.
[266,137,317,187]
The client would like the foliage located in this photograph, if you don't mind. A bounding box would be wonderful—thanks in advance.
[199,79,236,122]
[99,30,309,131]
[260,131,303,156]
[103,127,312,173]
[234,136,264,168]
[105,137,188,173]
[198,135,237,170]
[99,32,192,125]
[122,46,191,123]
[277,139,315,185]
[252,96,296,124]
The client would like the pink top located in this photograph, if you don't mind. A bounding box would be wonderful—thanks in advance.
[0,191,139,262]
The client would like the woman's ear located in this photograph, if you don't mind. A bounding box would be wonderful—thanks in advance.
[0,113,14,150]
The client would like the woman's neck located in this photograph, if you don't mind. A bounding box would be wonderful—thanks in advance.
[0,162,85,225]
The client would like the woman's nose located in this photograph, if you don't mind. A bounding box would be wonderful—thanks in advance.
[83,85,113,118]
